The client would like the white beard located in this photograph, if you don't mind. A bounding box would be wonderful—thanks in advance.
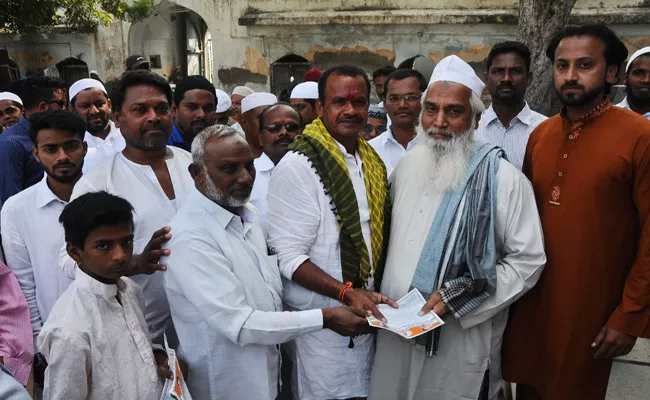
[411,124,475,192]
[202,165,250,208]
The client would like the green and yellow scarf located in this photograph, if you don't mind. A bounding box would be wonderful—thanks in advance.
[290,118,390,288]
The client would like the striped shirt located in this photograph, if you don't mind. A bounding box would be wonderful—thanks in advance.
[0,117,44,205]
[476,102,547,170]
[616,97,650,120]
[0,260,34,386]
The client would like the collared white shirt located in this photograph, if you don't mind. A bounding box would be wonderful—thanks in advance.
[476,102,547,170]
[59,147,194,343]
[616,97,650,120]
[162,188,322,400]
[267,140,375,399]
[230,121,245,136]
[38,269,163,400]
[82,121,126,172]
[369,128,416,176]
[250,152,276,230]
[1,177,74,350]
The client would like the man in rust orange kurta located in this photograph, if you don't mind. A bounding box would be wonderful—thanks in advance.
[503,24,650,400]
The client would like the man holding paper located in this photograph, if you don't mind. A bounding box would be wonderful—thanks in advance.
[367,55,546,400]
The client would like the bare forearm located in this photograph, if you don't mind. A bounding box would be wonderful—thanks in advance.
[292,260,345,301]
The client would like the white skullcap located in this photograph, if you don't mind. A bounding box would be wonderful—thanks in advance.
[232,86,254,97]
[215,89,232,113]
[69,78,108,102]
[428,55,485,97]
[0,92,22,106]
[626,46,650,72]
[241,92,277,113]
[290,81,319,99]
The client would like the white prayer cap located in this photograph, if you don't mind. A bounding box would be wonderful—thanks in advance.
[626,46,650,72]
[215,89,232,113]
[428,55,485,97]
[290,81,319,100]
[232,86,254,97]
[241,92,277,113]
[0,92,22,106]
[69,78,108,102]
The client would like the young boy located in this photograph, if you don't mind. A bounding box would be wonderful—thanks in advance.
[38,191,172,399]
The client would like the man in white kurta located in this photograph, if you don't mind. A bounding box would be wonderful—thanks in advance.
[368,56,546,400]
[162,126,370,400]
[59,71,194,344]
[67,79,126,172]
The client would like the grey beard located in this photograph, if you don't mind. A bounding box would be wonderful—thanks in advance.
[414,124,475,192]
[202,166,249,208]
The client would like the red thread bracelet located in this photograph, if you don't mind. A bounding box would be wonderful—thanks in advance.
[338,281,353,303]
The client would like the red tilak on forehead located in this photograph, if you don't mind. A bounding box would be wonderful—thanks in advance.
[344,82,360,102]
[280,118,287,125]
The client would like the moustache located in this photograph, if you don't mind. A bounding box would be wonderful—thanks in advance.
[230,183,253,193]
[337,116,364,124]
[561,83,585,91]
[53,163,76,169]
[427,128,454,139]
[274,137,294,146]
[497,83,515,89]
[191,120,208,127]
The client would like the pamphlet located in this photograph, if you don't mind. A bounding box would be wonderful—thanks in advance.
[160,334,193,400]
[367,289,445,339]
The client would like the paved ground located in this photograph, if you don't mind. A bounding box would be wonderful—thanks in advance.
[606,339,650,400]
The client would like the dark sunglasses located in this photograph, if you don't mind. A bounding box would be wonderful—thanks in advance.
[264,122,300,134]
[363,124,387,135]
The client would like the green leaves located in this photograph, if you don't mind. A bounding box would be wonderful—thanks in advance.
[1,0,154,34]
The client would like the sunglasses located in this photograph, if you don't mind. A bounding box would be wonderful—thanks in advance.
[264,122,300,134]
[363,124,387,135]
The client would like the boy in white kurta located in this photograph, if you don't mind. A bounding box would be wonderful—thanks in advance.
[39,192,174,400]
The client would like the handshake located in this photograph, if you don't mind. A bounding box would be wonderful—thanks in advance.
[321,288,398,336]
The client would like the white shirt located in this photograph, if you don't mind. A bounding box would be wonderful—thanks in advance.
[230,121,245,136]
[476,102,547,170]
[369,128,416,176]
[59,147,194,343]
[616,97,650,119]
[368,144,546,400]
[1,177,74,350]
[82,121,126,172]
[267,141,375,399]
[162,188,323,400]
[38,269,163,400]
[250,152,275,230]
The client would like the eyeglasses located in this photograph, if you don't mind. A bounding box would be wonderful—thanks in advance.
[363,124,387,135]
[264,122,301,134]
[386,94,422,104]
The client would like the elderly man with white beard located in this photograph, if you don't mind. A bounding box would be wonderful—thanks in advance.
[367,55,546,400]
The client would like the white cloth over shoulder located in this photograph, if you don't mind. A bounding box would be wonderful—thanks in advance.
[1,177,74,351]
[162,188,322,400]
[267,141,375,400]
[59,147,194,343]
[616,97,650,120]
[38,270,163,400]
[368,144,546,400]
[82,121,126,172]
[249,152,275,230]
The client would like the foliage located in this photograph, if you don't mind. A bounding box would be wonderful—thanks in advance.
[1,0,154,34]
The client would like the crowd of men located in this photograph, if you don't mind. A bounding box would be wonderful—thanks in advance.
[0,23,649,400]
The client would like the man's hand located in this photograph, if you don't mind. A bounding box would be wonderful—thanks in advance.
[323,306,373,336]
[133,227,172,275]
[342,288,398,323]
[154,352,172,380]
[592,325,637,359]
[419,290,447,318]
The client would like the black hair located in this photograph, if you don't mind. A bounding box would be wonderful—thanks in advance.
[487,41,532,72]
[59,191,135,250]
[546,24,628,95]
[372,65,397,81]
[28,110,86,145]
[173,75,217,106]
[110,70,173,113]
[9,76,66,111]
[258,102,303,131]
[546,24,628,69]
[383,69,427,96]
[318,65,371,104]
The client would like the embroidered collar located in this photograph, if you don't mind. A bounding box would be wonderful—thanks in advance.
[561,98,612,139]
